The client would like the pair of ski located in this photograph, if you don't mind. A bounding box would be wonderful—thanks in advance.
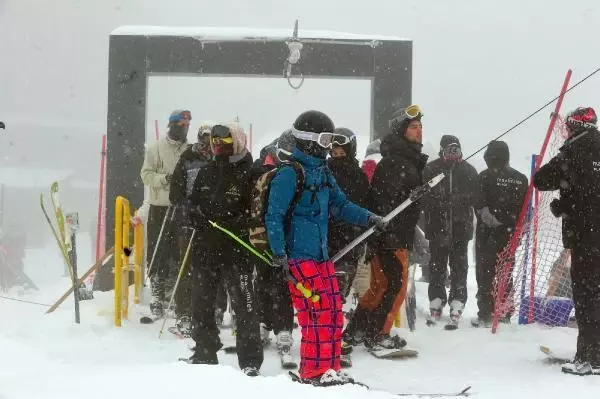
[426,316,460,331]
[289,371,472,397]
[40,181,81,323]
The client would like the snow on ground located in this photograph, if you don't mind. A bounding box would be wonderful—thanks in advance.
[2,241,599,399]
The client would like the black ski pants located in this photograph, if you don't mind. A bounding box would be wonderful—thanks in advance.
[571,244,600,366]
[428,239,469,308]
[475,226,512,320]
[190,234,263,369]
[332,244,363,303]
[254,260,294,334]
[147,205,180,304]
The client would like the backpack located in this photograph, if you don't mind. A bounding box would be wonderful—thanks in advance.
[249,161,305,253]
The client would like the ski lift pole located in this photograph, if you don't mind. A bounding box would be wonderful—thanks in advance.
[208,220,319,302]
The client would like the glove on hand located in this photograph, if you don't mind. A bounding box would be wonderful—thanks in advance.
[272,255,291,281]
[368,214,388,232]
[479,206,502,228]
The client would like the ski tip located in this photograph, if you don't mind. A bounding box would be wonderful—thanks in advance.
[139,316,154,324]
[460,386,472,395]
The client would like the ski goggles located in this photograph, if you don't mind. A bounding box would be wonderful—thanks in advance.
[211,124,234,144]
[388,104,422,128]
[291,127,350,149]
[442,143,462,161]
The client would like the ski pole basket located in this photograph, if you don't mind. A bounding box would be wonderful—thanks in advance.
[114,196,144,327]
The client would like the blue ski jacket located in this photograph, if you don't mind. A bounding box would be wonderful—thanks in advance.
[265,148,372,262]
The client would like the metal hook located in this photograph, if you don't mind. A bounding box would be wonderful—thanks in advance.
[284,20,305,90]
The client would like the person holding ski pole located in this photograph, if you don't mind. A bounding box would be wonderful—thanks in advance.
[168,122,214,336]
[343,105,428,355]
[264,110,386,386]
[326,127,370,304]
[140,109,190,317]
[186,122,263,376]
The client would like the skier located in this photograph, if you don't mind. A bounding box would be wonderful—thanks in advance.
[265,110,385,386]
[327,127,370,303]
[423,135,478,329]
[533,107,600,376]
[343,105,428,353]
[187,122,263,376]
[140,109,190,317]
[250,129,297,366]
[168,122,214,336]
[472,140,528,327]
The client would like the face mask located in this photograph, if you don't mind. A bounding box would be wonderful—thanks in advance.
[168,124,187,141]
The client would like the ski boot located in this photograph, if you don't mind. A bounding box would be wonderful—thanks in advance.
[562,359,600,376]
[149,300,164,318]
[426,298,443,326]
[260,323,272,347]
[276,331,297,369]
[175,315,192,338]
[242,366,260,377]
[445,300,464,330]
[471,316,492,328]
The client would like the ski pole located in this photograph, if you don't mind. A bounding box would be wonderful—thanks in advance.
[331,173,446,263]
[144,204,173,286]
[158,228,196,338]
[208,220,319,303]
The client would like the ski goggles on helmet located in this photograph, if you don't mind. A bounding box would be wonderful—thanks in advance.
[211,124,234,144]
[388,104,422,128]
[291,127,350,149]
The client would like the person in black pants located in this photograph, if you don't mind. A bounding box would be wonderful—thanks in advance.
[473,140,527,328]
[187,123,263,376]
[534,106,600,376]
[327,127,370,302]
[249,130,296,359]
[422,135,478,328]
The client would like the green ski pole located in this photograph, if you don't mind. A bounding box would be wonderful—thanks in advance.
[208,220,319,302]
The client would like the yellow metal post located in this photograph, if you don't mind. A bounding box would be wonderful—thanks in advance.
[122,200,131,320]
[114,197,124,327]
[134,222,144,304]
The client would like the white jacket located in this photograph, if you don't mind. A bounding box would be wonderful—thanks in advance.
[140,137,188,206]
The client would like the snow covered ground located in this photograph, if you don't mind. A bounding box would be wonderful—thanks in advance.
[1,240,599,399]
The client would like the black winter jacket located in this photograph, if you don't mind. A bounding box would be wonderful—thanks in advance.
[369,133,428,249]
[190,151,254,238]
[170,143,212,206]
[327,157,370,253]
[423,158,478,243]
[476,141,528,232]
[534,129,600,248]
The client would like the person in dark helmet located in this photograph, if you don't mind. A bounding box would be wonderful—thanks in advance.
[327,127,370,303]
[168,122,215,336]
[534,106,600,376]
[265,110,385,386]
[473,140,527,328]
[186,122,263,376]
[250,129,297,364]
[344,104,428,354]
[140,109,191,317]
[422,135,478,329]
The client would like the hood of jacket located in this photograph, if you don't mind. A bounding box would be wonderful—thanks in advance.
[484,140,510,168]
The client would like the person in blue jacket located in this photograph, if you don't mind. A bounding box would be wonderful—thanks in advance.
[265,110,386,386]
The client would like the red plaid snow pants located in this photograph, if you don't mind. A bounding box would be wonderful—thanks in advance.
[287,259,343,379]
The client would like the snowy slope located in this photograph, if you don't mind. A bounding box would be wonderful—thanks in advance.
[2,243,599,399]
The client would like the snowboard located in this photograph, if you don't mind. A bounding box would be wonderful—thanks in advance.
[369,347,419,359]
[540,345,572,363]
[279,352,298,369]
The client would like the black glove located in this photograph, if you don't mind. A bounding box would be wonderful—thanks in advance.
[368,214,388,232]
[165,174,172,184]
[271,255,290,280]
[550,198,571,218]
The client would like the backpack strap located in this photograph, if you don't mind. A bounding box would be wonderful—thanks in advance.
[280,161,305,209]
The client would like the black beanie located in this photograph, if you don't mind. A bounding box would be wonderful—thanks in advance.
[440,135,461,150]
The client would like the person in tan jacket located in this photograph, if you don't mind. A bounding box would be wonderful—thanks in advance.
[140,109,190,317]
